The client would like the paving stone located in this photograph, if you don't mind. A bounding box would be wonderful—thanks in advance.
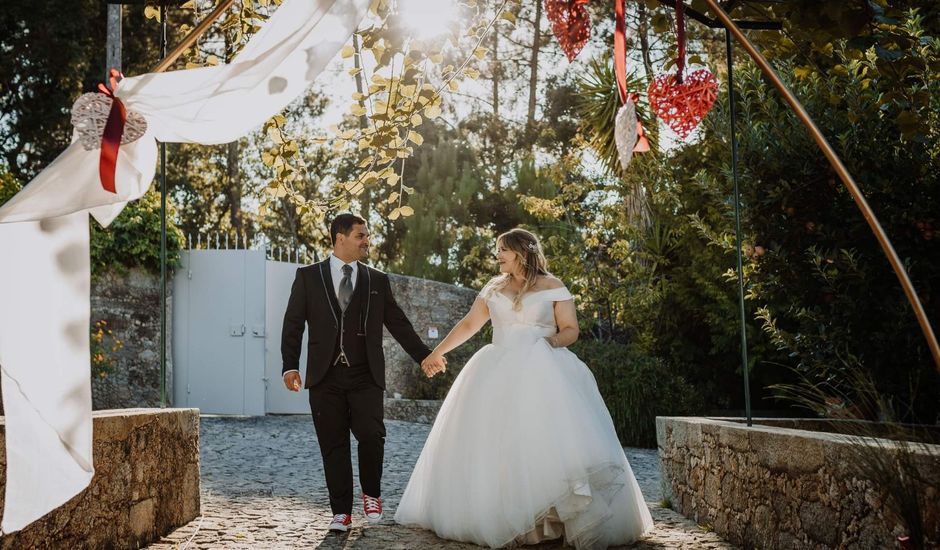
[147,416,736,549]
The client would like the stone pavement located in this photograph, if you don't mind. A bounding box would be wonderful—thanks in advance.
[147,416,734,549]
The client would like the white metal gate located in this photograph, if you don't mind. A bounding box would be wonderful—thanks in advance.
[172,248,312,415]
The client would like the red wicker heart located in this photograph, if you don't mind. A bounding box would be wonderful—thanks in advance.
[647,68,718,139]
[545,0,591,62]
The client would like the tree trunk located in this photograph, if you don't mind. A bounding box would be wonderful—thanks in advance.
[525,0,541,134]
[353,33,372,220]
[491,20,502,191]
[224,33,243,238]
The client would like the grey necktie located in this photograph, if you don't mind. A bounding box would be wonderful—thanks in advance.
[338,264,353,311]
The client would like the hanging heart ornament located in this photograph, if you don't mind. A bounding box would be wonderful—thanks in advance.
[545,0,592,62]
[648,68,718,140]
[71,92,147,151]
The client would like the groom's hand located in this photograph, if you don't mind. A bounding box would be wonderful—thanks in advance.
[283,371,302,392]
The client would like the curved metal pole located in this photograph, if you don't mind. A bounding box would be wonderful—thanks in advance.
[150,0,236,74]
[701,0,940,372]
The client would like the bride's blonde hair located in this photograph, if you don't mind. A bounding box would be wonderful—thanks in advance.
[488,228,549,311]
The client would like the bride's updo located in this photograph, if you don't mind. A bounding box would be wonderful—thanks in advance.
[490,228,550,311]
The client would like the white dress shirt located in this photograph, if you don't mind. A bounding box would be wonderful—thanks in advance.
[284,254,358,380]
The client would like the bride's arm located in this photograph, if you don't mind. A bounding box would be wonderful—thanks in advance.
[429,298,490,358]
[547,299,579,348]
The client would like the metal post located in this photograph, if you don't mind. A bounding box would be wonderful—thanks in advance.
[160,4,168,408]
[106,4,122,77]
[726,29,751,426]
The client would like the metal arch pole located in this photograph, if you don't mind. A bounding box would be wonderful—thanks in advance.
[160,4,169,408]
[700,0,940,372]
[725,29,751,426]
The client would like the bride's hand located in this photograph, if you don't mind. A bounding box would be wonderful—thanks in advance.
[422,353,447,378]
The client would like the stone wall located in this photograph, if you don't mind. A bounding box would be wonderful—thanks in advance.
[657,416,940,549]
[0,408,199,550]
[383,273,478,399]
[90,268,171,410]
[384,397,443,424]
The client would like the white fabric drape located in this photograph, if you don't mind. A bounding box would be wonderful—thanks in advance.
[0,0,368,533]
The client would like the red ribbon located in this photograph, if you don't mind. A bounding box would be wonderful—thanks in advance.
[614,0,649,153]
[675,0,686,83]
[96,68,126,194]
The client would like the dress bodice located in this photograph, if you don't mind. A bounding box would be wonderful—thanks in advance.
[481,286,573,347]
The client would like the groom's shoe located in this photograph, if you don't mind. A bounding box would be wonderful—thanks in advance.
[363,494,383,522]
[328,513,352,532]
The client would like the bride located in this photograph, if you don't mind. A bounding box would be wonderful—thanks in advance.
[394,228,653,549]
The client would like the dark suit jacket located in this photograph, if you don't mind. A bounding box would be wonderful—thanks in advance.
[280,259,431,389]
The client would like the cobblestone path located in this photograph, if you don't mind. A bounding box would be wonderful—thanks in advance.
[147,416,734,549]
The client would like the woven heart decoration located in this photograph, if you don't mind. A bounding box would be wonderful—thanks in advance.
[544,0,591,62]
[71,92,148,151]
[648,68,718,139]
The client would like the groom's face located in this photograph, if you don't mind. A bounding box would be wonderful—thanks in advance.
[336,223,370,261]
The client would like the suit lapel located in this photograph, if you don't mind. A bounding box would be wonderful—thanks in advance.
[318,259,342,319]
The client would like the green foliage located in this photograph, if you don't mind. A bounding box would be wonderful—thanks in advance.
[571,339,705,448]
[90,188,184,274]
[0,171,21,206]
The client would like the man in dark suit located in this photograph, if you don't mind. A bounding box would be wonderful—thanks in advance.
[281,213,444,532]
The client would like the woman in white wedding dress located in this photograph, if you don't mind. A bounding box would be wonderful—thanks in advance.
[394,228,653,549]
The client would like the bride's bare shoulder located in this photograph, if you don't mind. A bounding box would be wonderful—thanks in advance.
[536,275,566,290]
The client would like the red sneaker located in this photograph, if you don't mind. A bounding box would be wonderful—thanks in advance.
[363,493,383,522]
[328,513,352,532]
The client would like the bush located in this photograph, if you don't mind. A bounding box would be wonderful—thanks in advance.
[571,338,706,448]
[90,187,184,274]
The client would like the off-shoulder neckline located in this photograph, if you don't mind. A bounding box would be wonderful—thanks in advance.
[495,286,570,302]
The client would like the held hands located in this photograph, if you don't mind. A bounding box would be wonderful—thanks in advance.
[283,371,302,392]
[421,353,447,378]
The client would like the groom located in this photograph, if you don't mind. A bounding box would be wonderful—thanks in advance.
[281,213,443,532]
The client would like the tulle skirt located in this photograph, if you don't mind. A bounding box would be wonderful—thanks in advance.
[394,336,654,549]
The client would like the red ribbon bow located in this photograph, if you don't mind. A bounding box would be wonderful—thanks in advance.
[96,68,126,194]
[614,0,649,153]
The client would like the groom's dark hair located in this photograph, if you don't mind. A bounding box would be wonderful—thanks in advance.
[330,213,367,244]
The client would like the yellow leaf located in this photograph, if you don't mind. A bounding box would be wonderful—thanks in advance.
[389,208,401,220]
[410,113,423,126]
[350,103,367,116]
[400,206,414,217]
[352,92,366,101]
[401,185,415,194]
[465,68,480,80]
[448,80,459,92]
[385,174,400,186]
[473,47,487,60]
[144,6,161,21]
[430,53,444,64]
[424,105,442,119]
[340,129,357,139]
[407,131,424,146]
[500,11,516,24]
[349,67,363,77]
[180,0,196,9]
[387,192,400,203]
[793,66,813,79]
[341,45,356,58]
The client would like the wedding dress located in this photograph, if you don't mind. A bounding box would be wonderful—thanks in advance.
[394,285,654,549]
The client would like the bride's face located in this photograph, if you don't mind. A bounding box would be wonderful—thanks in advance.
[496,243,520,275]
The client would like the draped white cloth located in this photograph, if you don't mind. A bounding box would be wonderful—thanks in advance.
[0,0,368,533]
